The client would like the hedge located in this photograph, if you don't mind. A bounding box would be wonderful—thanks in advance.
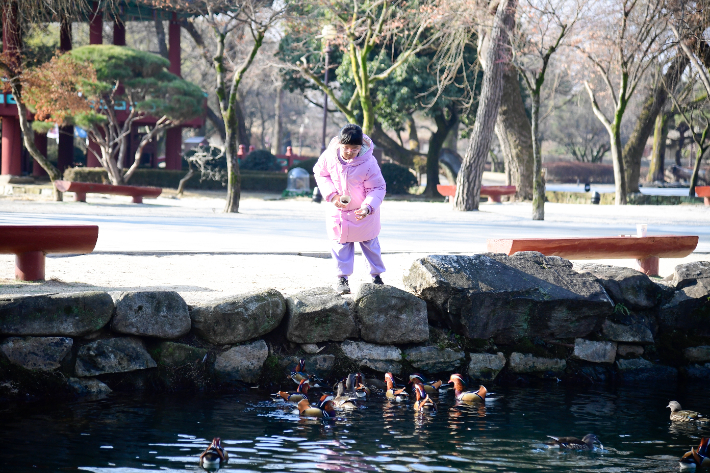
[62,168,316,192]
[543,162,615,184]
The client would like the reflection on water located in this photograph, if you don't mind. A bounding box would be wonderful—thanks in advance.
[2,383,709,472]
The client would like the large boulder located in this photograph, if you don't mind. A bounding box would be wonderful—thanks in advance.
[508,352,566,376]
[404,253,613,343]
[286,288,357,343]
[658,278,710,336]
[616,358,677,382]
[150,341,208,368]
[684,363,710,379]
[575,263,661,310]
[340,340,402,374]
[0,336,73,371]
[671,261,710,288]
[602,318,654,344]
[0,292,113,336]
[468,352,506,381]
[214,339,268,384]
[354,284,428,344]
[75,337,157,377]
[112,291,191,339]
[573,339,617,363]
[191,289,286,345]
[403,346,465,373]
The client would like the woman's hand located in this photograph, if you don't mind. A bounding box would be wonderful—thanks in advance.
[332,194,347,209]
[355,207,370,221]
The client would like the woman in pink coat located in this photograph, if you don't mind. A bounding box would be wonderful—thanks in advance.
[314,124,387,294]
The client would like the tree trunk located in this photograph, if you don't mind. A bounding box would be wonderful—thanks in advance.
[423,107,457,197]
[609,122,627,205]
[177,162,195,197]
[234,97,250,149]
[622,54,688,193]
[675,122,688,166]
[154,12,169,60]
[647,112,668,182]
[271,85,283,155]
[531,92,544,220]
[224,124,241,212]
[360,92,375,136]
[370,122,419,166]
[689,147,704,197]
[454,0,516,211]
[406,114,420,152]
[442,118,458,151]
[495,55,534,201]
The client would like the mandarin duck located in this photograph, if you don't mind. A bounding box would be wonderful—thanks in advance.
[274,379,309,403]
[297,398,336,418]
[546,434,600,450]
[448,374,487,402]
[668,401,709,423]
[345,373,370,399]
[199,437,229,469]
[385,372,409,402]
[290,359,309,384]
[332,379,359,409]
[413,384,437,412]
[680,438,710,470]
[409,373,443,395]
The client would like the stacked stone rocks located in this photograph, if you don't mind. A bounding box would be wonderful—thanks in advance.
[1,254,709,401]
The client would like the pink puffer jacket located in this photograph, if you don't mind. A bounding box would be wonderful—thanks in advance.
[314,135,386,243]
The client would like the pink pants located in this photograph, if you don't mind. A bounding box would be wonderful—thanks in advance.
[331,237,386,278]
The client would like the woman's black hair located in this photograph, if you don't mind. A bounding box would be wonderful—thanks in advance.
[338,124,363,146]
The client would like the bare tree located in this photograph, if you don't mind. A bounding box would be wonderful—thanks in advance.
[579,0,668,205]
[198,1,287,213]
[453,0,518,211]
[511,0,581,220]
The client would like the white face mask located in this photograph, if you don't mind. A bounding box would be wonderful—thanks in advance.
[339,144,362,160]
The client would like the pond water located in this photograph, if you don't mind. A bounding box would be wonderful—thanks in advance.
[2,382,709,472]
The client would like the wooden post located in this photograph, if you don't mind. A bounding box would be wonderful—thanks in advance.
[165,12,182,170]
[58,18,75,174]
[1,1,21,176]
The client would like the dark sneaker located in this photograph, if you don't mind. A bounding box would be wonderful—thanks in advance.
[372,275,384,285]
[337,277,350,294]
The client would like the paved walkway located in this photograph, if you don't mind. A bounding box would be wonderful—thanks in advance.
[0,190,708,303]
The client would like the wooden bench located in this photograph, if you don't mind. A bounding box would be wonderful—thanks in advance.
[696,186,710,206]
[54,180,162,204]
[0,226,99,281]
[437,184,517,203]
[487,235,699,276]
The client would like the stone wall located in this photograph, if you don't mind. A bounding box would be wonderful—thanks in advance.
[1,254,709,401]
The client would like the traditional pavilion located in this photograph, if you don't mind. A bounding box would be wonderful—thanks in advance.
[0,0,205,178]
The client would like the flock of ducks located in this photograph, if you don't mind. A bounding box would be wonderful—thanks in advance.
[197,359,708,470]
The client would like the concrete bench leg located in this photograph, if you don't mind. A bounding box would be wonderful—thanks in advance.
[132,195,144,204]
[637,256,659,277]
[704,197,709,206]
[15,251,45,281]
[487,195,502,203]
[74,191,87,202]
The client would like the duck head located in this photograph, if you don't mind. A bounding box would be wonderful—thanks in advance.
[582,434,601,449]
[319,399,336,418]
[297,379,310,394]
[409,374,425,385]
[668,400,682,412]
[448,374,465,390]
[385,372,395,389]
[296,359,306,373]
[320,393,334,404]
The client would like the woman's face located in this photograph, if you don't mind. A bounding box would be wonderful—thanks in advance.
[339,143,361,160]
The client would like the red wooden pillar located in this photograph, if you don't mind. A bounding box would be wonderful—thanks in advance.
[57,16,74,173]
[33,133,48,177]
[165,12,182,170]
[113,17,125,46]
[86,2,103,168]
[1,2,21,176]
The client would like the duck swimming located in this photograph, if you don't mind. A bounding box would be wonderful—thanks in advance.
[448,374,487,402]
[346,373,370,399]
[680,438,710,470]
[297,398,336,418]
[667,401,709,423]
[332,379,359,409]
[409,374,443,395]
[546,434,600,450]
[199,437,229,469]
[274,379,309,403]
[413,384,437,412]
[385,373,409,402]
[290,359,308,384]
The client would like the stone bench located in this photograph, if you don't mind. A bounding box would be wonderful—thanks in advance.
[54,180,162,204]
[696,186,710,206]
[437,184,517,203]
[486,235,699,276]
[0,225,99,281]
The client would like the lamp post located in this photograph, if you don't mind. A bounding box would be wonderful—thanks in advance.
[321,24,337,153]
